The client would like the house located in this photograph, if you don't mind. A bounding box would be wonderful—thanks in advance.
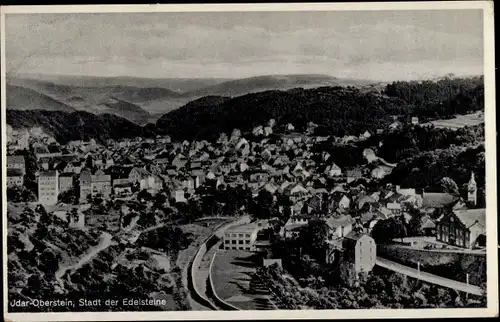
[371,166,392,179]
[411,117,419,125]
[324,163,342,177]
[79,171,112,202]
[90,174,112,198]
[7,168,24,188]
[346,169,363,183]
[223,223,260,251]
[38,170,59,206]
[58,173,74,193]
[7,155,26,175]
[279,215,311,239]
[330,193,351,210]
[421,216,436,236]
[171,189,187,203]
[436,208,486,249]
[342,232,376,274]
[322,215,355,239]
[283,183,309,201]
[386,202,402,215]
[114,183,133,196]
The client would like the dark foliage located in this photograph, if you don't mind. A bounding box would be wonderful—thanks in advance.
[7,110,156,145]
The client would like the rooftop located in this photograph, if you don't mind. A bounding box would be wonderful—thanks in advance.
[7,155,25,165]
[454,208,486,229]
[225,223,260,234]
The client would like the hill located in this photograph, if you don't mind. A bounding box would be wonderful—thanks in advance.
[6,110,156,144]
[8,74,378,121]
[188,74,377,97]
[156,86,406,141]
[156,76,484,142]
[6,85,75,113]
[12,74,232,93]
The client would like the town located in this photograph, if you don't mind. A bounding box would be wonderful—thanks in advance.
[6,114,486,311]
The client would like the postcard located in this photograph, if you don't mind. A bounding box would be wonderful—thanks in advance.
[1,2,497,321]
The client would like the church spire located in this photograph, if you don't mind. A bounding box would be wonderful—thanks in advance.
[467,172,477,205]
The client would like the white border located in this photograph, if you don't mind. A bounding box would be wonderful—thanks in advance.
[1,2,497,321]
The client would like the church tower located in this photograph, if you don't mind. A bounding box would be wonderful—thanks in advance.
[467,172,477,205]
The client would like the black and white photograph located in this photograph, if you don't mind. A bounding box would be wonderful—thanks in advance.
[2,2,497,321]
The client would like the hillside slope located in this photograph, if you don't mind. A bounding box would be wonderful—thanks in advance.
[7,110,156,144]
[188,74,376,97]
[6,85,75,112]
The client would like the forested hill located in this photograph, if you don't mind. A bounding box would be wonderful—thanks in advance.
[156,76,484,141]
[7,110,156,145]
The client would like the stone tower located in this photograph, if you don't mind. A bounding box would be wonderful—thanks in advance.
[467,172,477,205]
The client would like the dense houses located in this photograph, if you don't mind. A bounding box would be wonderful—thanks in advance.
[6,120,486,257]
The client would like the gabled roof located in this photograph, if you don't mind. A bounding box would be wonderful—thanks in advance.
[324,215,354,229]
[422,192,457,208]
[454,208,486,229]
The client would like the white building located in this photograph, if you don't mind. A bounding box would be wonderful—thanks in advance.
[38,170,59,206]
[223,223,260,251]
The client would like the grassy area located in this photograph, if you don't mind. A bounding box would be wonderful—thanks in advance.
[211,250,275,310]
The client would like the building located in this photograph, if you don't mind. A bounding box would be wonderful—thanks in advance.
[58,173,74,193]
[323,215,355,239]
[7,155,26,175]
[7,168,24,188]
[223,223,260,251]
[90,174,112,198]
[38,170,59,206]
[467,172,477,205]
[342,232,377,277]
[79,171,112,202]
[79,171,92,203]
[436,208,486,249]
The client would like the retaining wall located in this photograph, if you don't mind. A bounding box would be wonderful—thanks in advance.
[378,244,487,285]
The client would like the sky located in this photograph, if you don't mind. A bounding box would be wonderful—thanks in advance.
[4,10,484,81]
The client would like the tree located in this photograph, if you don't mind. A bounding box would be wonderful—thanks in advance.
[138,189,153,202]
[253,190,275,219]
[371,217,407,244]
[298,221,330,261]
[440,177,460,198]
[7,186,36,203]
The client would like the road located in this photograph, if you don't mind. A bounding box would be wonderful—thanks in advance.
[55,232,114,285]
[375,257,484,296]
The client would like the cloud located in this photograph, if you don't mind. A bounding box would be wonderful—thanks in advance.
[4,10,484,81]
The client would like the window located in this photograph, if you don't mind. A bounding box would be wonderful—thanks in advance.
[245,234,251,238]
[225,240,229,244]
[238,240,244,245]
[231,240,236,244]
[239,233,244,238]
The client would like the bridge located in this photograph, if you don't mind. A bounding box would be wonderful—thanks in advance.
[375,257,484,296]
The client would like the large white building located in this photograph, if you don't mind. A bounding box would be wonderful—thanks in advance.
[223,223,260,251]
[38,170,59,206]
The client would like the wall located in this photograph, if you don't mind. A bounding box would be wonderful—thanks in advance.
[378,244,486,285]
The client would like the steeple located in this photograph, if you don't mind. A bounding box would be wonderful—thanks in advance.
[467,172,477,205]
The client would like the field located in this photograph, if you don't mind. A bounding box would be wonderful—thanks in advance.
[211,250,275,310]
[428,113,484,130]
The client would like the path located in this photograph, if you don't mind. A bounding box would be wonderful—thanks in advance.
[55,232,113,282]
[375,257,484,296]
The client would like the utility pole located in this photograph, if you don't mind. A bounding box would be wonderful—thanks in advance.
[466,273,469,302]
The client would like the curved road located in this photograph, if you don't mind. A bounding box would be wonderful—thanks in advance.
[376,257,484,296]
